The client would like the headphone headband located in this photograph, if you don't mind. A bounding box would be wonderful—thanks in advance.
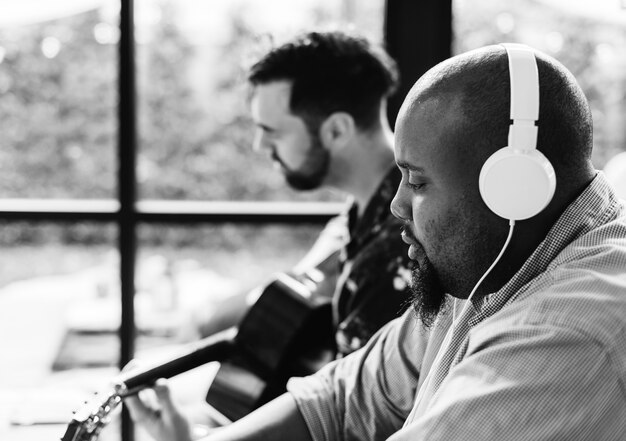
[502,43,539,151]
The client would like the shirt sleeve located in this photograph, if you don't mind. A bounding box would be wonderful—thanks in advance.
[287,310,427,441]
[389,320,626,441]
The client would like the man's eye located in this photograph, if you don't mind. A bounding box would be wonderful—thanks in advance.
[407,181,425,190]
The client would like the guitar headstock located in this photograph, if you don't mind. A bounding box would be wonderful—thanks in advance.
[61,384,124,441]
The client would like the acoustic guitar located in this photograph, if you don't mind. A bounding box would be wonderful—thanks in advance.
[61,265,337,441]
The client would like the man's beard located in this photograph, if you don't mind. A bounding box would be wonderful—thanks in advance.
[280,135,330,191]
[402,227,448,329]
[409,258,448,329]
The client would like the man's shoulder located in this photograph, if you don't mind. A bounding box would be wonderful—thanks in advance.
[475,226,626,371]
[551,203,626,269]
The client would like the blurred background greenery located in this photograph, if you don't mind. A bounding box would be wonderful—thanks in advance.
[0,0,385,287]
[0,0,625,287]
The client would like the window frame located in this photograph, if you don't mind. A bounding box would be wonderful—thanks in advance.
[0,1,452,439]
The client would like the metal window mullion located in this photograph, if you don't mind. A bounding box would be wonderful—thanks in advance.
[119,0,138,440]
[384,0,452,126]
[0,199,343,222]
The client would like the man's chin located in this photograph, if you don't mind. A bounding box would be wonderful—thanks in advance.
[285,172,325,191]
[285,177,322,191]
[409,261,448,329]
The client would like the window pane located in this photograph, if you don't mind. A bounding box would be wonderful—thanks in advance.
[453,0,626,169]
[0,222,313,441]
[0,222,118,441]
[0,2,118,199]
[136,0,386,202]
[127,223,326,440]
[135,222,326,340]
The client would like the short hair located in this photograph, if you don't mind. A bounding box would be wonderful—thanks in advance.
[414,46,593,174]
[247,30,399,133]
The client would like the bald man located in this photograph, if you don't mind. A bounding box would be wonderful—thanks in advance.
[143,44,626,441]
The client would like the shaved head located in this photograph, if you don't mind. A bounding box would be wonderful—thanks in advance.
[400,45,594,183]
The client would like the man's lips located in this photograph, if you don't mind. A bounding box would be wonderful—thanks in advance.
[270,152,283,167]
[400,230,414,245]
[401,227,422,261]
[400,225,418,245]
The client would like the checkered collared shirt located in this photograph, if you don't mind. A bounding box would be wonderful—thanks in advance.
[287,172,626,441]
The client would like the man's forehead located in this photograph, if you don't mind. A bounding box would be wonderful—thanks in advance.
[250,81,293,125]
[398,91,465,137]
[252,81,292,106]
[394,94,468,172]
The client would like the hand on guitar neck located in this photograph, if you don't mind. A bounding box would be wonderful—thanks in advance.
[62,261,338,441]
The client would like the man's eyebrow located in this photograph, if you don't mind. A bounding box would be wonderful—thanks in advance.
[396,160,425,173]
[256,122,275,133]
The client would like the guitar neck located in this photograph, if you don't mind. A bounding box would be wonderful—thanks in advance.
[119,327,237,395]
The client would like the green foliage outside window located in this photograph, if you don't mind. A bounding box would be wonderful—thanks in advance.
[454,0,626,167]
[0,0,624,249]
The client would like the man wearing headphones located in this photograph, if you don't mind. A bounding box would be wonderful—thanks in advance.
[131,44,626,440]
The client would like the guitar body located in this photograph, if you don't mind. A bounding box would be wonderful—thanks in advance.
[205,271,336,421]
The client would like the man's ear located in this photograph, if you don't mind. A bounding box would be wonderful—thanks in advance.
[320,112,355,148]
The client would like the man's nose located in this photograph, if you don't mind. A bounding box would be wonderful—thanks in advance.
[252,133,262,153]
[253,130,270,154]
[390,186,411,222]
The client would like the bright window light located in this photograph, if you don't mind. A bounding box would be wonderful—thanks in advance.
[41,36,61,59]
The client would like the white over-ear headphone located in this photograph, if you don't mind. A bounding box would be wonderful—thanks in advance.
[479,43,556,221]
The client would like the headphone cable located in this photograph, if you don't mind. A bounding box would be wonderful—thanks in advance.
[453,219,516,322]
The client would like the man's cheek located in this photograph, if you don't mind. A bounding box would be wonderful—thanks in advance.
[416,216,440,254]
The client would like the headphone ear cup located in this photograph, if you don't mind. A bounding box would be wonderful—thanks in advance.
[479,146,556,220]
